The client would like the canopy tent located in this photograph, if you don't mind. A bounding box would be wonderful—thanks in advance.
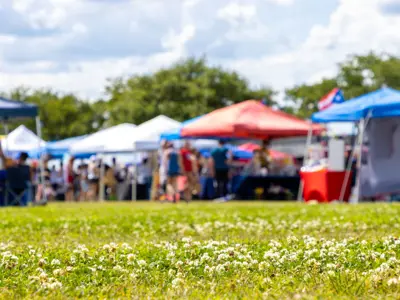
[309,87,400,202]
[312,87,400,123]
[160,116,219,149]
[160,116,205,140]
[1,125,46,158]
[46,135,88,159]
[104,115,181,152]
[0,97,46,203]
[70,123,137,154]
[181,100,322,139]
[0,97,38,119]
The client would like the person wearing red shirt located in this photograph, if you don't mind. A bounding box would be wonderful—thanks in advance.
[180,141,197,202]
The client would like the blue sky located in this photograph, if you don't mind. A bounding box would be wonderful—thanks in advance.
[0,0,399,99]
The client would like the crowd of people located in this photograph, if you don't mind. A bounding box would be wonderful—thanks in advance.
[0,138,302,205]
[157,139,299,202]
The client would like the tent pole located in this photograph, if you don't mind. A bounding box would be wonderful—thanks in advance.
[99,153,105,201]
[297,122,313,202]
[2,120,9,154]
[131,151,137,201]
[339,129,357,202]
[353,117,367,204]
[36,116,47,204]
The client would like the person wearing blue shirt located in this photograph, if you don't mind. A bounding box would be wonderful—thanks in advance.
[165,143,182,203]
[210,140,231,198]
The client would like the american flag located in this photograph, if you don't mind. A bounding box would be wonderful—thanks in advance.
[318,88,345,111]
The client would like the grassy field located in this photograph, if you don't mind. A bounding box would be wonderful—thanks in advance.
[0,202,400,299]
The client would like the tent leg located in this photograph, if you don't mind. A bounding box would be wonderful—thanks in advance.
[339,138,357,203]
[36,116,47,204]
[99,154,105,201]
[2,120,9,154]
[131,156,137,201]
[352,118,366,204]
[297,123,313,202]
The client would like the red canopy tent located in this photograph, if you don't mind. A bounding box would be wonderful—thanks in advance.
[238,143,293,160]
[181,100,322,139]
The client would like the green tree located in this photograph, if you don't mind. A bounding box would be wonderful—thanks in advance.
[104,57,276,125]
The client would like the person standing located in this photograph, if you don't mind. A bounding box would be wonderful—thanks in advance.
[64,157,75,202]
[165,143,182,203]
[180,141,197,202]
[137,157,152,200]
[87,156,99,201]
[210,140,231,198]
[259,139,272,175]
[158,141,168,200]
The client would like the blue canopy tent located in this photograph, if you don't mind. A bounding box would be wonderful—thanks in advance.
[0,97,38,119]
[46,135,91,159]
[160,116,203,140]
[311,87,400,203]
[312,87,400,123]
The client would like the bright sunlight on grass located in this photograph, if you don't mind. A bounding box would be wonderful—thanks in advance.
[0,202,400,299]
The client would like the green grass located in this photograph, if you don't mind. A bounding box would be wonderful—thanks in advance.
[0,202,400,299]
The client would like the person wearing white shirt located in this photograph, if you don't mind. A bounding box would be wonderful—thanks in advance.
[137,158,152,200]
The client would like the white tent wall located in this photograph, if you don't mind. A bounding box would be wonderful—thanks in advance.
[360,117,400,197]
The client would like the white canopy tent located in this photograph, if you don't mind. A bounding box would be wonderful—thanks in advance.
[1,125,46,158]
[105,115,219,153]
[104,115,181,153]
[69,123,137,155]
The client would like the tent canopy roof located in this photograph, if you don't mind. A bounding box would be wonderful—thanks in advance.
[70,123,137,154]
[1,125,45,158]
[312,87,400,123]
[160,116,203,141]
[0,97,38,118]
[46,135,88,158]
[181,100,322,139]
[105,115,181,152]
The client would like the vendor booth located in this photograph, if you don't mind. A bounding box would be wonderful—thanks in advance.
[160,116,218,149]
[181,100,323,200]
[0,97,44,206]
[309,87,400,203]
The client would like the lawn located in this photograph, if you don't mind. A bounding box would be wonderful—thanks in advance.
[0,202,400,299]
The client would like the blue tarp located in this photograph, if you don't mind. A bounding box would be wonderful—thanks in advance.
[0,97,38,118]
[160,116,203,140]
[46,135,91,159]
[200,145,253,160]
[312,87,400,123]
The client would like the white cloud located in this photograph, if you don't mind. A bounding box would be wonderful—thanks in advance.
[267,0,295,5]
[224,0,400,93]
[217,3,257,24]
[161,25,196,51]
[216,2,268,41]
[1,0,400,103]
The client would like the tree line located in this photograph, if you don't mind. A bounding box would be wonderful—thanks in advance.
[2,52,398,140]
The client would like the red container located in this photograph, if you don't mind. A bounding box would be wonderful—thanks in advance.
[300,169,352,202]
